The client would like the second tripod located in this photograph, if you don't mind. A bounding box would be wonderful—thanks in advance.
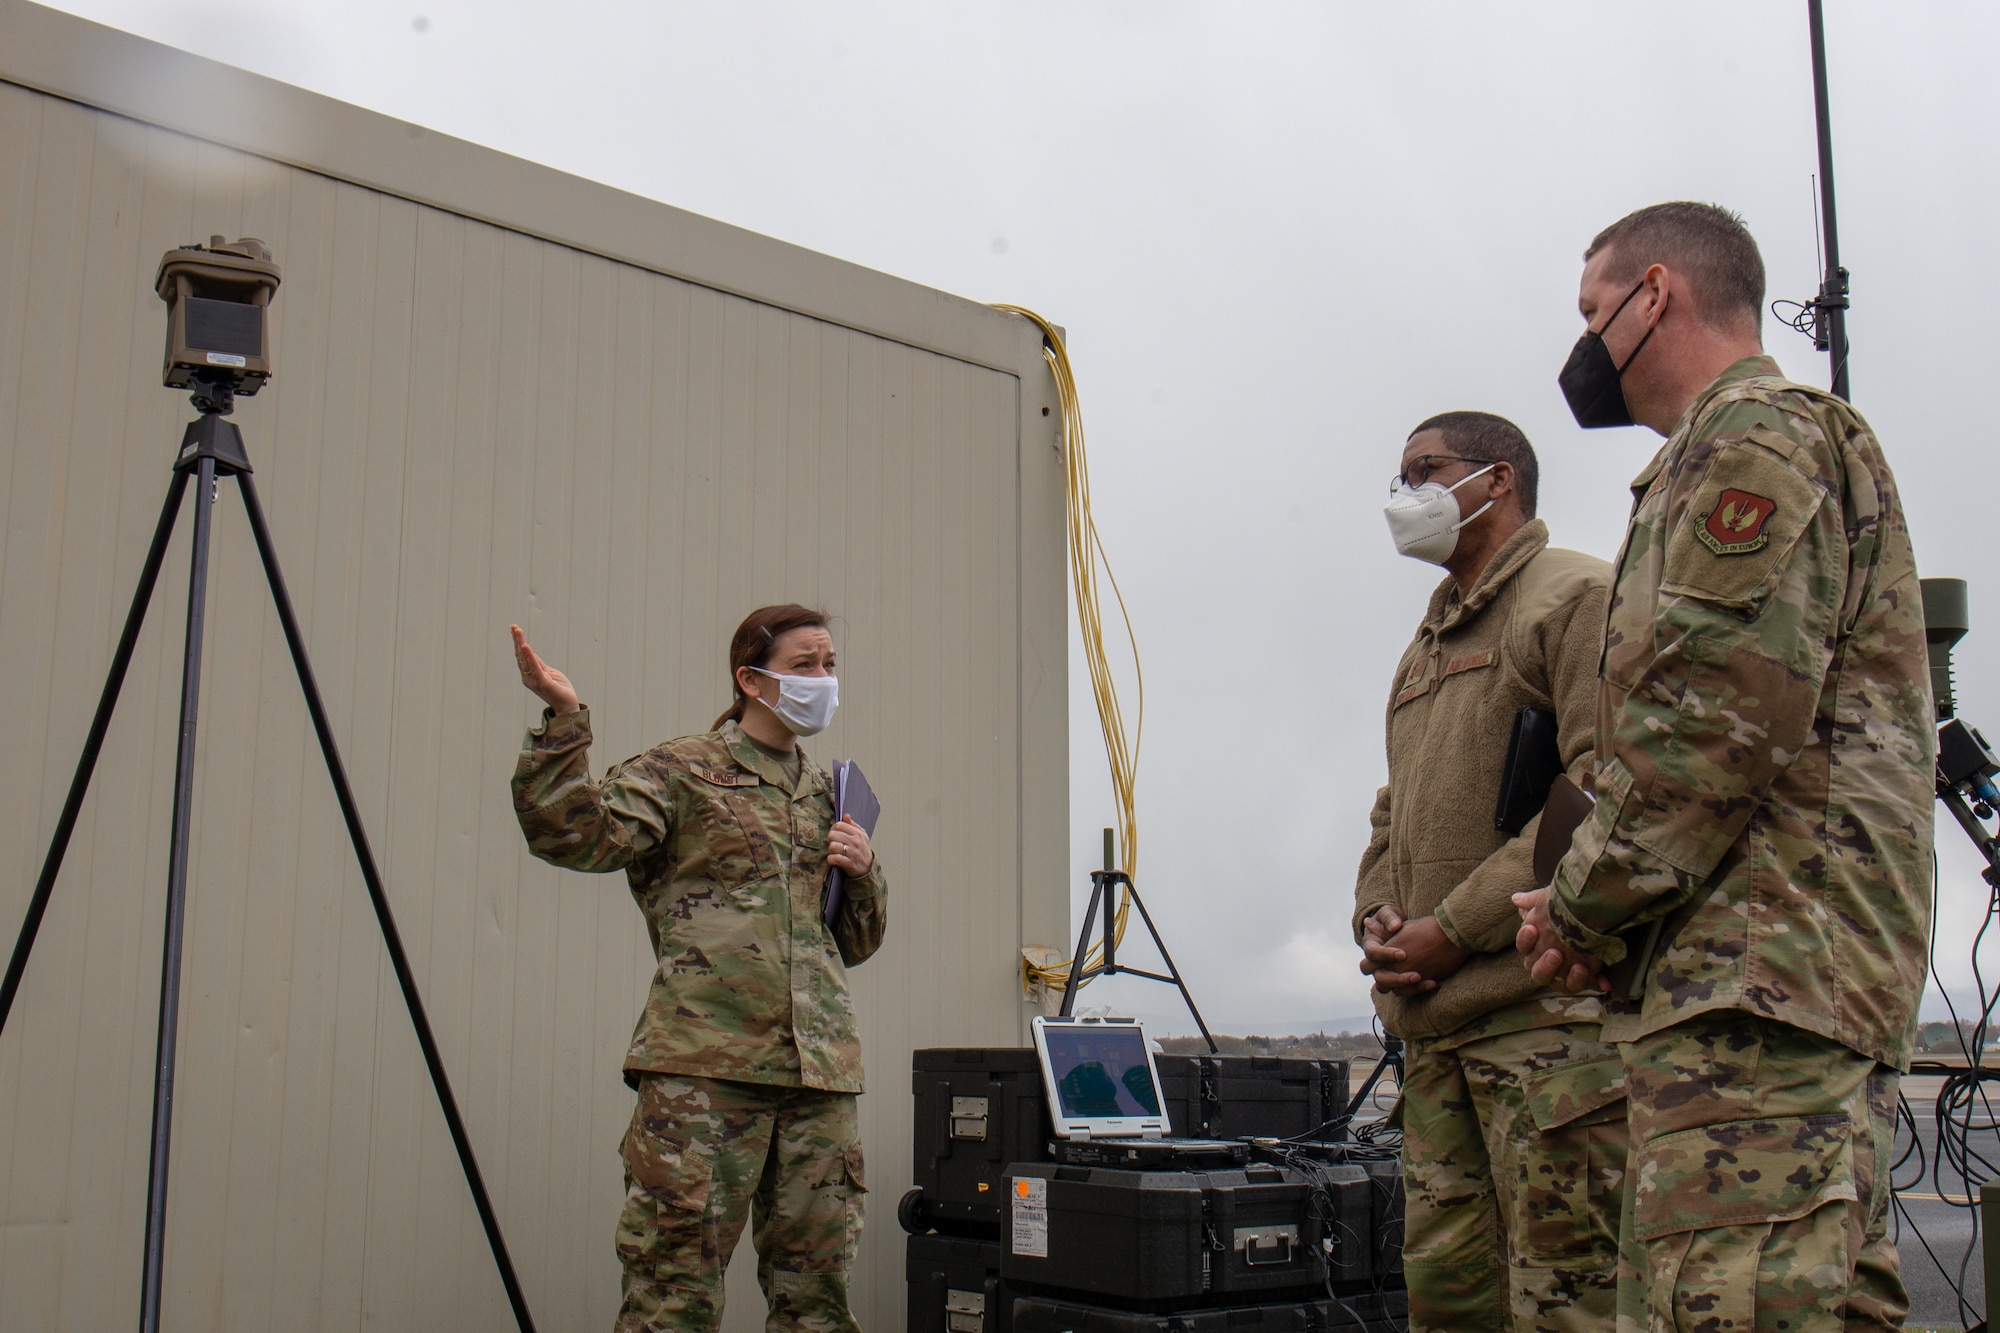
[0,405,536,1333]
[1057,829,1218,1053]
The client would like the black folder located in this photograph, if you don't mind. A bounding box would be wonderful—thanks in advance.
[1494,706,1564,836]
[822,760,881,928]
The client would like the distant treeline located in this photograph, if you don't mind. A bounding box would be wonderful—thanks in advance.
[1156,1031,1386,1058]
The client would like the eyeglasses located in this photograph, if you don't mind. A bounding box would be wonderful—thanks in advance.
[1392,454,1495,493]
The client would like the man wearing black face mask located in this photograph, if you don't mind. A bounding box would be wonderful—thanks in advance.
[1515,202,1932,1332]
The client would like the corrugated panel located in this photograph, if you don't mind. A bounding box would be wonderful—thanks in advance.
[0,77,1045,1332]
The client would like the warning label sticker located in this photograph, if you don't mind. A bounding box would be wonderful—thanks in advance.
[1009,1176,1048,1257]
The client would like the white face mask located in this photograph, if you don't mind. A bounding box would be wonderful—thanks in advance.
[749,668,839,736]
[1383,464,1496,565]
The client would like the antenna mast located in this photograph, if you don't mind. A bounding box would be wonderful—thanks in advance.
[1806,0,1851,400]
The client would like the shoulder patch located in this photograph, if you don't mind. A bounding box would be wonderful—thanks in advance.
[1661,443,1825,611]
[1696,488,1778,556]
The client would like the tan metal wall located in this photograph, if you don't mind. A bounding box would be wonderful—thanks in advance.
[0,4,1069,1329]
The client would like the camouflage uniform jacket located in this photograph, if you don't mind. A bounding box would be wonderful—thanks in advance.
[512,710,887,1093]
[1547,355,1933,1070]
[1354,519,1613,1045]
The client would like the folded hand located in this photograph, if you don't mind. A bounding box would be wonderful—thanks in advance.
[1512,887,1610,995]
[1359,908,1467,997]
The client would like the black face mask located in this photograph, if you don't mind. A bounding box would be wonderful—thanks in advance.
[1558,280,1657,429]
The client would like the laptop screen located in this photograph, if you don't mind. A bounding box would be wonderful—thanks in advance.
[1040,1022,1162,1120]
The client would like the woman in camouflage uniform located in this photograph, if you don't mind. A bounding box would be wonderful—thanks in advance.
[509,604,887,1333]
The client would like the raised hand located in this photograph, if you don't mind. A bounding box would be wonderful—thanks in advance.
[510,624,579,716]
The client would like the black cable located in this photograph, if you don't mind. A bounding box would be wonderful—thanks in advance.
[1771,298,1819,338]
[1354,1118,1404,1153]
[1928,851,1982,1065]
[1933,1068,2000,1207]
[1371,1061,1403,1120]
[1894,1191,1981,1331]
[1893,846,2000,1330]
[1966,876,1999,1056]
[1267,1140,1410,1332]
[1891,1093,1928,1192]
[1964,1203,1983,1330]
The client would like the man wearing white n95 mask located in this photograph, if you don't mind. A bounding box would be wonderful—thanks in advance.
[1354,412,1621,1333]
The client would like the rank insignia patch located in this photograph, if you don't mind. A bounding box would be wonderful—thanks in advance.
[1697,488,1777,555]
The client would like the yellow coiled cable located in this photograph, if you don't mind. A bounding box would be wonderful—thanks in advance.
[990,305,1142,997]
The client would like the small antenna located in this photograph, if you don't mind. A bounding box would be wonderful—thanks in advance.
[1806,0,1851,399]
[1774,5,1854,400]
[1810,174,1824,278]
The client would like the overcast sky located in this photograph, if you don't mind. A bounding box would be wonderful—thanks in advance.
[46,0,2000,1036]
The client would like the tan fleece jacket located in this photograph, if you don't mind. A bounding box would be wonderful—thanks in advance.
[1352,519,1611,1042]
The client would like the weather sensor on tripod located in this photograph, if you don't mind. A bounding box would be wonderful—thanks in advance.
[155,235,281,414]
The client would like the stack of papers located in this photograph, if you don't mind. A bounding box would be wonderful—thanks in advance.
[823,760,882,928]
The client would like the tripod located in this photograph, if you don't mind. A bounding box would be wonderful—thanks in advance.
[1058,829,1218,1053]
[0,399,536,1333]
[1343,1033,1403,1126]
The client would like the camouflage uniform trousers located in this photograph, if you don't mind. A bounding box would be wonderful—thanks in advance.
[1616,1012,1904,1333]
[616,1072,867,1333]
[1400,1021,1627,1333]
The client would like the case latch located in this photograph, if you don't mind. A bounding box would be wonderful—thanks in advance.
[945,1288,986,1333]
[950,1096,990,1141]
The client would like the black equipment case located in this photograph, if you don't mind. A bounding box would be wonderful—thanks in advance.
[999,1162,1321,1305]
[912,1049,1356,1237]
[1154,1057,1350,1142]
[908,1233,1015,1333]
[912,1049,1053,1236]
[1012,1290,1409,1333]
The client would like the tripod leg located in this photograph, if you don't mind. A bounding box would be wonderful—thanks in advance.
[1345,1046,1404,1123]
[0,470,190,1038]
[1059,876,1107,1017]
[233,474,538,1333]
[1123,887,1219,1054]
[139,458,217,1333]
